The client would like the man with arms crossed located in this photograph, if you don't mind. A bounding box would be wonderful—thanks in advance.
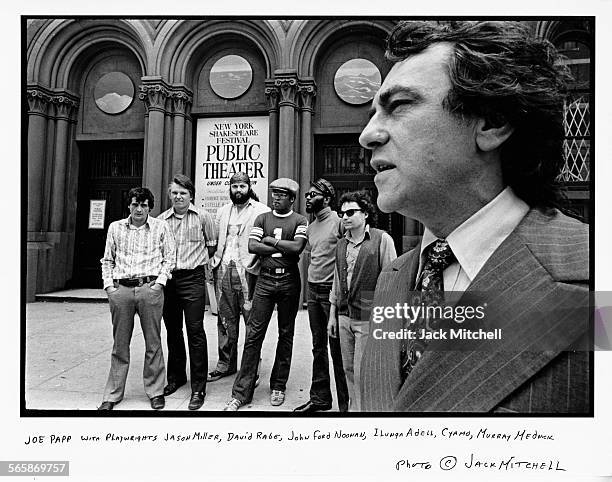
[209,172,270,383]
[99,187,175,411]
[224,178,307,411]
[294,178,349,413]
[359,21,589,413]
[159,174,217,410]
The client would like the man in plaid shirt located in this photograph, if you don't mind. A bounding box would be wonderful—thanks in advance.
[98,187,175,411]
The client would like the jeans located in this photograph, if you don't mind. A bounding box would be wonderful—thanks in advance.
[215,261,251,374]
[163,266,207,393]
[339,314,370,412]
[232,268,301,403]
[307,282,349,411]
[103,283,165,402]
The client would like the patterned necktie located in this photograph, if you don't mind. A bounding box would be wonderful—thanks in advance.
[401,239,456,379]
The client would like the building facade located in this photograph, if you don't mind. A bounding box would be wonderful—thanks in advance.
[25,18,592,301]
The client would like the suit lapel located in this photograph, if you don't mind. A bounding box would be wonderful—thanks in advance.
[393,217,589,412]
[361,245,420,411]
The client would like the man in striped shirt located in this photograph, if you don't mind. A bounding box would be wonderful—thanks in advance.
[98,187,175,411]
[224,178,308,411]
[158,174,217,410]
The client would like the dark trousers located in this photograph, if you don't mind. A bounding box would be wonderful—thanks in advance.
[232,269,301,403]
[307,282,349,411]
[163,266,207,393]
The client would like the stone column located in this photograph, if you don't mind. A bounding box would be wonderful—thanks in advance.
[265,80,280,181]
[170,86,193,177]
[139,78,170,216]
[49,93,79,232]
[274,71,299,180]
[27,86,52,233]
[298,80,316,214]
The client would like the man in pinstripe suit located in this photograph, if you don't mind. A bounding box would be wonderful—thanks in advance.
[358,21,590,413]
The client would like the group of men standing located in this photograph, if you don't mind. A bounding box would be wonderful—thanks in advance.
[96,20,590,414]
[98,167,384,412]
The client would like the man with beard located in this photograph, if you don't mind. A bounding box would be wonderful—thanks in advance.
[158,174,217,410]
[224,178,307,411]
[209,172,270,382]
[293,178,349,413]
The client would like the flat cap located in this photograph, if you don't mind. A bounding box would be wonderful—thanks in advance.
[269,178,299,196]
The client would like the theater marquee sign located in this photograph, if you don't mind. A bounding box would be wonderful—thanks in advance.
[195,116,269,218]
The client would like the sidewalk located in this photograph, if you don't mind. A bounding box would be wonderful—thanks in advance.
[25,300,339,412]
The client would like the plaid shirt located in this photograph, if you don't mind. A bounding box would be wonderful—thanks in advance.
[100,215,176,289]
[158,204,217,270]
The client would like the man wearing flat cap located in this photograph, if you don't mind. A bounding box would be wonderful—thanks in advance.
[208,172,270,383]
[224,178,308,411]
[294,178,349,413]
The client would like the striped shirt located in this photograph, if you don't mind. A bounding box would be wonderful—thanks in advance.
[100,215,176,289]
[250,210,308,269]
[158,204,217,270]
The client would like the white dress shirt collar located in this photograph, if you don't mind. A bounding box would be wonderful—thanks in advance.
[420,187,529,283]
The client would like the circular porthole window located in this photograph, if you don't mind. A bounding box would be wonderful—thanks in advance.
[210,55,253,99]
[334,58,381,105]
[94,72,134,115]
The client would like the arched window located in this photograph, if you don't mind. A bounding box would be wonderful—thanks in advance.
[557,38,591,183]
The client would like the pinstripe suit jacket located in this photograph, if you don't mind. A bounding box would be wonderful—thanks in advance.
[361,208,590,413]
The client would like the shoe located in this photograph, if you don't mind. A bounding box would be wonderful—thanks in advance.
[270,390,285,406]
[97,401,116,411]
[293,400,332,413]
[207,370,234,382]
[150,395,165,410]
[163,380,186,396]
[188,392,205,411]
[223,398,244,411]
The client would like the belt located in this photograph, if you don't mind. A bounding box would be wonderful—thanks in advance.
[172,265,205,276]
[261,267,294,275]
[116,276,158,287]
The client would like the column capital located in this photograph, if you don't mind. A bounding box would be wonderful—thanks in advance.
[265,79,280,112]
[26,85,53,116]
[51,91,80,122]
[274,72,299,108]
[169,84,193,117]
[139,77,171,114]
[298,80,317,113]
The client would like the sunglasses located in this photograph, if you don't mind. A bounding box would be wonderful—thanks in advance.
[340,208,363,217]
[304,191,322,199]
[271,191,289,199]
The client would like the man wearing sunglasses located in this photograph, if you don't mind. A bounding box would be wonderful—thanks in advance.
[293,179,349,413]
[328,190,396,411]
[224,178,307,411]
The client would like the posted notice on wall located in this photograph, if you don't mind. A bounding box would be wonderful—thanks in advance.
[88,200,106,229]
[195,116,269,219]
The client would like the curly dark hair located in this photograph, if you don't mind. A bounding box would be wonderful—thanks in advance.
[339,190,378,226]
[128,187,154,210]
[386,21,573,209]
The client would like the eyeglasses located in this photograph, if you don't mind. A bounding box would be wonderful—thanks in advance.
[271,191,289,199]
[304,191,322,199]
[340,208,363,217]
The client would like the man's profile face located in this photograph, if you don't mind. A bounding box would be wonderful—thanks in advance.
[170,182,192,213]
[129,197,150,225]
[230,182,249,204]
[304,187,326,214]
[359,43,479,221]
